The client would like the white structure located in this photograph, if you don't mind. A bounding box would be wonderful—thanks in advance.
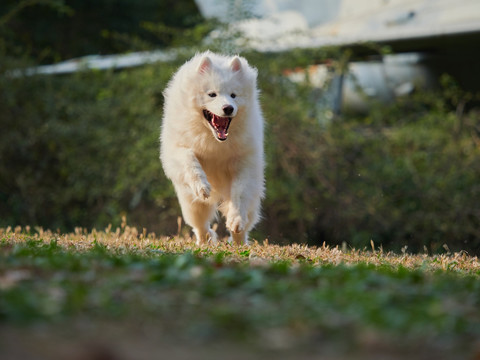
[195,0,480,51]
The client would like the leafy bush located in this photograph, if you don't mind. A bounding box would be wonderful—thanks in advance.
[302,98,480,253]
[0,0,201,63]
[0,64,179,233]
[2,51,480,253]
[1,3,480,253]
[256,61,480,253]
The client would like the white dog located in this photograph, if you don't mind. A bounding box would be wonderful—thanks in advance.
[160,51,265,245]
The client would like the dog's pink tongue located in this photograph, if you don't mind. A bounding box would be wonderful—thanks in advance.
[213,115,229,140]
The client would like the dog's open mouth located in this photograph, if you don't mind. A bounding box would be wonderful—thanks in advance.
[203,110,232,141]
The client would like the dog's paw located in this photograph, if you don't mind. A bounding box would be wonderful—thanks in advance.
[207,229,218,244]
[226,214,246,234]
[228,233,249,246]
[192,180,211,201]
[195,228,218,246]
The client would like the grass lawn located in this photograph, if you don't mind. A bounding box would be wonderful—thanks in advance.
[1,225,480,360]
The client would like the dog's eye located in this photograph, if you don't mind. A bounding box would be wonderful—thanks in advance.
[230,93,236,98]
[208,92,217,98]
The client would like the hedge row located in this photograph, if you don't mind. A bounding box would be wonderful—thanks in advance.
[1,49,480,254]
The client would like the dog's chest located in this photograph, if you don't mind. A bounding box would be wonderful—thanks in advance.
[198,148,244,186]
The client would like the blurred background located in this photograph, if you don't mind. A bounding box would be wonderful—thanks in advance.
[1,0,480,253]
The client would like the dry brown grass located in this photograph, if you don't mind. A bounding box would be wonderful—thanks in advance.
[2,221,479,274]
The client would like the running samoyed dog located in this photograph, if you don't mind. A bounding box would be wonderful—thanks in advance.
[160,51,265,245]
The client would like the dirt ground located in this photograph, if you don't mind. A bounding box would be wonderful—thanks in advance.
[1,319,467,360]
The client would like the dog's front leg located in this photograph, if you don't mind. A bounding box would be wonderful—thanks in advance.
[182,150,211,201]
[163,147,210,201]
[225,170,249,234]
[226,206,247,236]
[226,167,262,245]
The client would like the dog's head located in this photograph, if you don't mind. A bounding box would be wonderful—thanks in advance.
[195,54,252,142]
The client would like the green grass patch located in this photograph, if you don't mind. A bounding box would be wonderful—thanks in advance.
[1,229,480,358]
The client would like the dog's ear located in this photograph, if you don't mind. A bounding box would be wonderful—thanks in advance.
[230,57,242,72]
[197,56,212,74]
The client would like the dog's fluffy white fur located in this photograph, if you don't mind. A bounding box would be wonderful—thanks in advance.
[160,51,265,245]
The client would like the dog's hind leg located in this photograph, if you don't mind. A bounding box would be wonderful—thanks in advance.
[229,231,247,246]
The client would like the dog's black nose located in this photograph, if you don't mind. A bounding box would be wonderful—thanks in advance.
[223,105,234,116]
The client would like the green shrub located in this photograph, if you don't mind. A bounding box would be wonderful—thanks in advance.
[260,74,480,253]
[2,51,480,253]
[0,64,179,233]
[2,52,480,253]
[1,2,479,253]
[0,0,201,63]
